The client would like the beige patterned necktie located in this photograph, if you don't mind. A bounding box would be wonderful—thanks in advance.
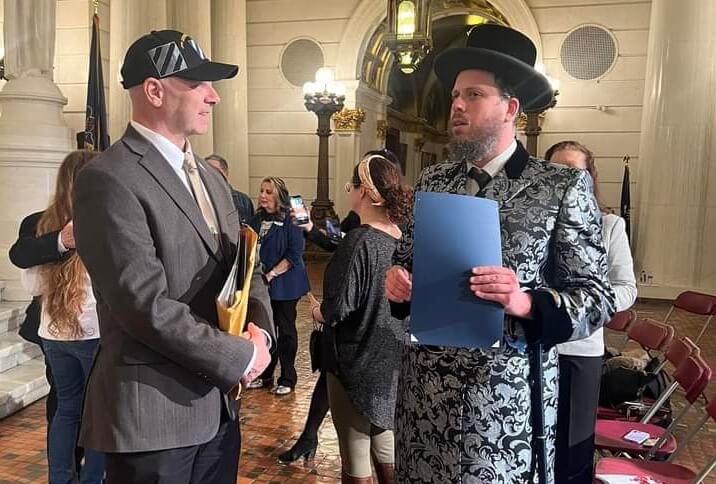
[182,151,220,240]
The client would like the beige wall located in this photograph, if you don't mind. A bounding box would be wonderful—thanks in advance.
[526,0,650,217]
[245,0,362,206]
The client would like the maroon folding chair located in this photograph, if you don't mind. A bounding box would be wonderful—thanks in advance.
[605,310,637,351]
[652,336,699,374]
[595,397,716,483]
[594,354,711,459]
[663,290,716,343]
[626,318,674,357]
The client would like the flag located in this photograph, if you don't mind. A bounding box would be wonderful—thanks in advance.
[82,12,109,151]
[620,155,631,240]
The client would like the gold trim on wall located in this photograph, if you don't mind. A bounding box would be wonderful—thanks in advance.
[333,108,367,132]
[376,120,389,140]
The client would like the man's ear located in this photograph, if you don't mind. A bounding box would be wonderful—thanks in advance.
[144,78,163,108]
[505,97,520,124]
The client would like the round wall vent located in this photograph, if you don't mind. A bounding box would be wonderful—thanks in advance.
[281,39,324,87]
[560,25,617,80]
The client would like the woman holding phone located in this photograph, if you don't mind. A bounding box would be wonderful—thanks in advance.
[247,176,310,395]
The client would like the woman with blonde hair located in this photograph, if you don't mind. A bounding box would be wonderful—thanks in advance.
[247,176,310,395]
[21,150,105,484]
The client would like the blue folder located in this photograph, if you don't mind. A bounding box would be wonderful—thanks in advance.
[410,191,504,349]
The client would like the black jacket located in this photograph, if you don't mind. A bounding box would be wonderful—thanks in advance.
[8,211,67,344]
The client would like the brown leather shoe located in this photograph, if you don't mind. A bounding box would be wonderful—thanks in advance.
[341,472,373,484]
[373,463,395,484]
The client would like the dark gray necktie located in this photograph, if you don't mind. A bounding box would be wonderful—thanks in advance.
[468,166,492,196]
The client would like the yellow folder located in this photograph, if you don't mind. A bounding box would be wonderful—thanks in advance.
[217,226,258,336]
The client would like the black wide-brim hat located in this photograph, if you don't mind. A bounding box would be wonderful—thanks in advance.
[121,30,238,89]
[434,23,553,112]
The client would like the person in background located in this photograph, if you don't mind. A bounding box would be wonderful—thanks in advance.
[311,153,412,483]
[206,153,255,223]
[19,150,104,484]
[546,140,637,483]
[9,218,70,424]
[278,148,402,465]
[248,176,310,395]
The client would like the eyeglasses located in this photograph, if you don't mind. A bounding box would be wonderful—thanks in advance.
[344,182,361,193]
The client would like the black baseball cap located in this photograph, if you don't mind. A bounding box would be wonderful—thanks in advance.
[120,30,238,89]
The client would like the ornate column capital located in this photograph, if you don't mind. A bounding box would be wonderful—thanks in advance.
[376,120,389,140]
[333,108,366,132]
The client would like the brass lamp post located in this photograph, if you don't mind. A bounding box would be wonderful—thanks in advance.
[303,68,345,227]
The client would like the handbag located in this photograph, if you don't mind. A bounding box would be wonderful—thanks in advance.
[309,321,322,373]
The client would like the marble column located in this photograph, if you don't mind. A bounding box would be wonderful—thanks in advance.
[211,0,250,192]
[166,0,214,157]
[0,0,73,301]
[634,0,716,297]
[109,0,167,143]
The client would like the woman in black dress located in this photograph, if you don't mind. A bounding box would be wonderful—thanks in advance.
[310,153,412,483]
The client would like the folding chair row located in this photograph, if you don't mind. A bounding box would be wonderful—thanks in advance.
[595,397,716,484]
[594,354,712,460]
[600,336,701,424]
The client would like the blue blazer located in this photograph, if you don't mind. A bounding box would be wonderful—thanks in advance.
[250,211,310,301]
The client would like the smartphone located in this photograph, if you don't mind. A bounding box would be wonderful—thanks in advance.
[325,218,342,242]
[290,195,310,225]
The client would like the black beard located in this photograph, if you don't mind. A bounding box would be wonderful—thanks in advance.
[447,133,498,165]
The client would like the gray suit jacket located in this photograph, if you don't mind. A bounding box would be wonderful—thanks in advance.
[74,125,274,453]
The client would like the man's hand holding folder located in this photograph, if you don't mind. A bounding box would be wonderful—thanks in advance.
[217,226,258,336]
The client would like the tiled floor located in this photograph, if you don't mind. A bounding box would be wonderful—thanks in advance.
[1,259,715,483]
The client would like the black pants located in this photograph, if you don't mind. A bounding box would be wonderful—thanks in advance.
[104,415,240,484]
[260,299,299,388]
[555,354,603,484]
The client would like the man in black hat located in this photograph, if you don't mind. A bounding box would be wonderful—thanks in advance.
[385,24,615,483]
[72,30,274,483]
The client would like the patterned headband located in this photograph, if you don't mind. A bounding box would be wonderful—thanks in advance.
[357,155,386,206]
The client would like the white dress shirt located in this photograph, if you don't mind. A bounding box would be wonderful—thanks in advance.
[464,139,517,195]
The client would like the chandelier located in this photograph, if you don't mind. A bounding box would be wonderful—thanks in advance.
[385,0,433,74]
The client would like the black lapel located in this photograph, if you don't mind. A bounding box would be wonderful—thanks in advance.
[122,125,221,262]
[504,140,530,179]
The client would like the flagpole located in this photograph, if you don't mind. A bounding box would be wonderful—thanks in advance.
[93,0,99,15]
[620,154,631,241]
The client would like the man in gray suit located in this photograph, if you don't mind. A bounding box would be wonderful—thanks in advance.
[73,30,272,484]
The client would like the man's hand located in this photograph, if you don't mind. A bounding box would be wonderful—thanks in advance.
[469,266,533,319]
[385,265,412,303]
[60,221,75,249]
[240,323,271,386]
